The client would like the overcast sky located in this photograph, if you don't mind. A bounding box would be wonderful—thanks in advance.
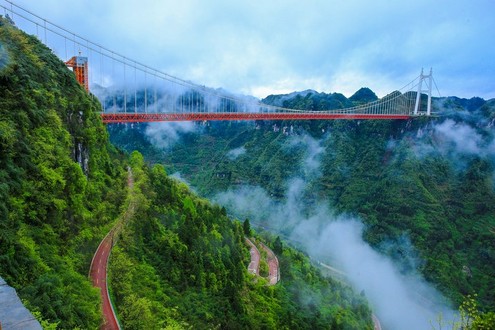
[5,0,495,99]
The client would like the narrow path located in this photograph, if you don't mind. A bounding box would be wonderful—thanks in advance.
[89,168,134,330]
[259,242,280,285]
[245,238,260,275]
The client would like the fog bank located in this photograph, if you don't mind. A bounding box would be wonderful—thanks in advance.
[214,133,459,329]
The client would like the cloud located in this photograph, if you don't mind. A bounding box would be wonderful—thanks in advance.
[8,0,495,99]
[0,43,9,70]
[169,171,197,193]
[294,217,458,330]
[214,131,460,329]
[145,121,197,149]
[226,146,246,160]
[410,116,495,169]
[287,134,326,178]
[216,181,459,329]
[434,119,483,155]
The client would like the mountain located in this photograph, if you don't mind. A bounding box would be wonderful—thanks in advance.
[113,151,372,329]
[263,89,353,110]
[0,15,129,328]
[107,88,495,319]
[349,87,378,104]
[0,16,373,329]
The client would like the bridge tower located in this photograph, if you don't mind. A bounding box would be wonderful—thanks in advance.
[413,68,433,116]
[65,53,89,92]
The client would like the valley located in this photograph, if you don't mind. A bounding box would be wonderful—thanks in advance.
[108,93,495,328]
[1,7,495,329]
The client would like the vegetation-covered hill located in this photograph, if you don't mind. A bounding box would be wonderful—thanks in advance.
[110,151,372,329]
[0,17,373,329]
[0,16,127,328]
[108,90,495,314]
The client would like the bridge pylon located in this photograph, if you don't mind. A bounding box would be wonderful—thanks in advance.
[413,68,433,116]
[65,53,89,92]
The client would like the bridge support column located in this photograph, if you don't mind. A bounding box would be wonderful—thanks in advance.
[413,68,433,116]
[413,69,423,115]
[427,68,432,116]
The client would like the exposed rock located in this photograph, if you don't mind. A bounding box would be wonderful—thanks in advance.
[0,277,41,330]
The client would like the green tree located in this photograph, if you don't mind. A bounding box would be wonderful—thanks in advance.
[273,236,283,254]
[243,218,251,236]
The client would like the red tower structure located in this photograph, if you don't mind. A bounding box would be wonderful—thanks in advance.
[65,55,89,92]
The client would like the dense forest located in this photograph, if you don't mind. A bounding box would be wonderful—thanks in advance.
[0,16,128,328]
[108,88,495,318]
[110,150,372,329]
[0,17,375,329]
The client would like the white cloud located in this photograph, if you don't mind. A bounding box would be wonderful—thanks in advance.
[145,121,197,149]
[226,146,246,160]
[434,119,483,155]
[8,0,495,99]
[214,180,459,329]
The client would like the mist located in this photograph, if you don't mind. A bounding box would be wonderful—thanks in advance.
[145,121,197,150]
[169,171,197,193]
[408,111,495,181]
[214,133,459,330]
[227,146,246,160]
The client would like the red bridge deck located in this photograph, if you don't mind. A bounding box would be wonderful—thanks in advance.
[101,112,411,123]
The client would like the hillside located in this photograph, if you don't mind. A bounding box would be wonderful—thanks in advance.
[107,150,372,329]
[0,16,127,328]
[0,16,374,329]
[108,90,495,317]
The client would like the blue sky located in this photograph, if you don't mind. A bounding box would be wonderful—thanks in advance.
[5,0,495,99]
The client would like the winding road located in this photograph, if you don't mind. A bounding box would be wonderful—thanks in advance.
[245,238,280,285]
[89,168,134,330]
[245,238,260,275]
[259,242,280,285]
[89,229,120,330]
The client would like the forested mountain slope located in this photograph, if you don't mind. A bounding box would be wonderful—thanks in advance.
[0,17,373,329]
[0,17,127,328]
[110,151,372,329]
[108,89,495,313]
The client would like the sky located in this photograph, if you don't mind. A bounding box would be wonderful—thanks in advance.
[3,0,495,99]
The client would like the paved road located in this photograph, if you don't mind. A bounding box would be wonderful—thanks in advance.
[259,242,280,285]
[89,168,134,330]
[89,229,119,330]
[245,238,260,275]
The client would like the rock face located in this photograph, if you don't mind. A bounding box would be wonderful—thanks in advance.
[0,277,42,330]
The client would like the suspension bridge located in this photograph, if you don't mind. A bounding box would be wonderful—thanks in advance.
[1,1,437,123]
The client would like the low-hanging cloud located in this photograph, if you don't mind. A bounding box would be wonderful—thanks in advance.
[0,44,9,70]
[434,119,483,155]
[170,171,197,193]
[294,217,458,330]
[408,114,495,180]
[145,121,197,150]
[227,146,246,160]
[214,131,459,330]
[285,133,326,178]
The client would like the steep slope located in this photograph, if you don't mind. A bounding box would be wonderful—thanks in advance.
[108,151,373,329]
[107,92,495,313]
[0,16,127,328]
